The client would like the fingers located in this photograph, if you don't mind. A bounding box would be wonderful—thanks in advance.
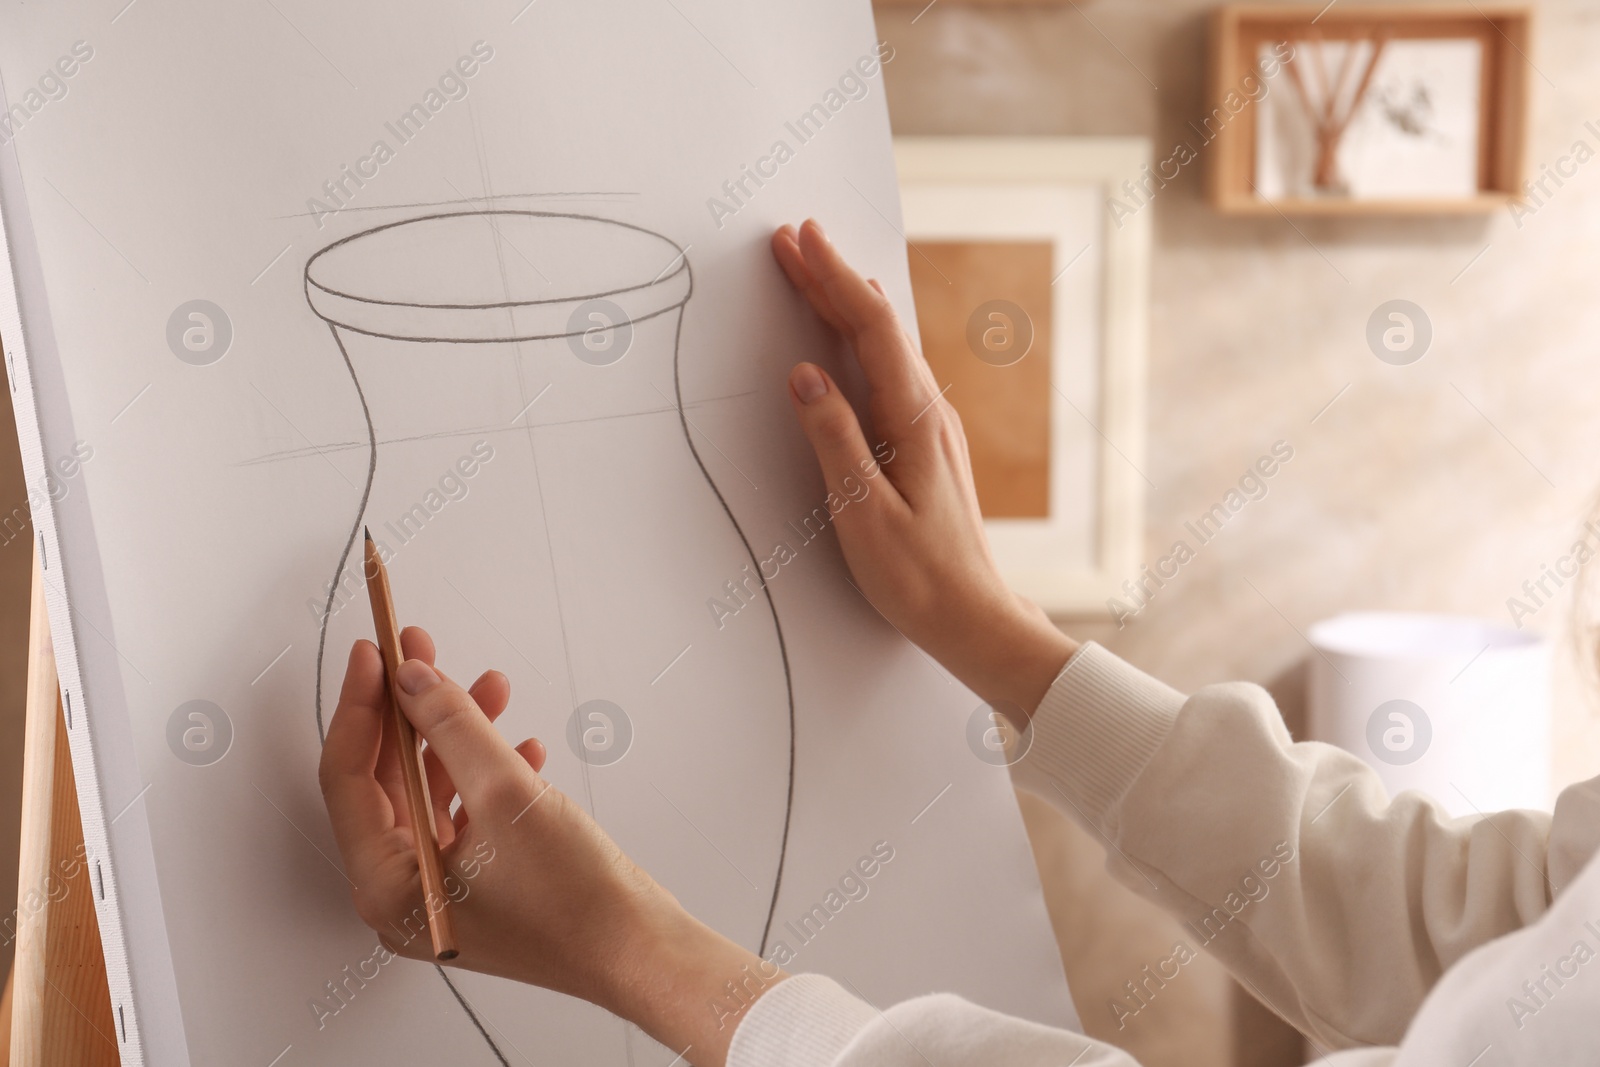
[424,669,513,829]
[514,736,548,774]
[400,626,436,666]
[468,668,511,719]
[788,363,902,512]
[371,626,435,816]
[771,223,805,286]
[319,641,396,867]
[772,224,847,334]
[792,220,938,430]
[391,658,534,817]
[335,638,388,719]
[444,733,550,834]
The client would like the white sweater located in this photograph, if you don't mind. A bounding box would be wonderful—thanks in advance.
[727,643,1600,1066]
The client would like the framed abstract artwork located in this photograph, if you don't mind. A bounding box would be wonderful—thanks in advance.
[895,138,1150,616]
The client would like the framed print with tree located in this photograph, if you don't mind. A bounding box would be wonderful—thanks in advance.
[1208,3,1531,215]
[894,138,1149,616]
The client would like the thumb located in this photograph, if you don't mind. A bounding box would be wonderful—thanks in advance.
[392,658,532,816]
[788,363,889,499]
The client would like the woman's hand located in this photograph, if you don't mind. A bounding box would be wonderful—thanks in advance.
[772,220,1078,720]
[319,629,781,1066]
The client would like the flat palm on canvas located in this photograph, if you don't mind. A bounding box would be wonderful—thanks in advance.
[0,1,1076,1063]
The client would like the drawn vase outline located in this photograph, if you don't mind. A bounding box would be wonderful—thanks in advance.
[303,211,794,1063]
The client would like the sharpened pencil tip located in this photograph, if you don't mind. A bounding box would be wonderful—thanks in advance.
[363,525,373,543]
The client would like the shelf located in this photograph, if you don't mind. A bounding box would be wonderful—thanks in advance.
[1207,3,1532,218]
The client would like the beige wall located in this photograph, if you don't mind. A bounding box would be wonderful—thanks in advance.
[878,0,1600,1062]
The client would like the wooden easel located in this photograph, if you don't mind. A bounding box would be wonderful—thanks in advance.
[0,550,117,1065]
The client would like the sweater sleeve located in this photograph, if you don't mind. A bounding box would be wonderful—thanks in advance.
[1009,642,1600,1050]
[724,973,1139,1067]
[725,974,1403,1067]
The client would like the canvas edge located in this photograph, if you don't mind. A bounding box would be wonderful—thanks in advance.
[0,65,190,1067]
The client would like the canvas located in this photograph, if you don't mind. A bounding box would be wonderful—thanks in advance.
[0,1,1077,1064]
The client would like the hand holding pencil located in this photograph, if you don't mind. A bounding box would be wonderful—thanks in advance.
[319,616,776,1066]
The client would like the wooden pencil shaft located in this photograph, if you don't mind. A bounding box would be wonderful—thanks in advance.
[363,535,459,961]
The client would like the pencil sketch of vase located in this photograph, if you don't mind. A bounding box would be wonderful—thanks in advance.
[303,211,794,1064]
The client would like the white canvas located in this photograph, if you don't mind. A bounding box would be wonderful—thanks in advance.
[1256,38,1483,200]
[0,1,1077,1064]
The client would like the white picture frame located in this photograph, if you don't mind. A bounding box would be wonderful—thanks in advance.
[894,137,1150,617]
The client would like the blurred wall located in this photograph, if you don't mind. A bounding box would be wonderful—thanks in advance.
[878,0,1600,1063]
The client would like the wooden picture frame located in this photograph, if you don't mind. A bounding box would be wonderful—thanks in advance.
[895,138,1149,617]
[1208,3,1531,215]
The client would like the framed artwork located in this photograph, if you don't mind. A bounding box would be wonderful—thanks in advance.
[1208,3,1531,215]
[895,137,1149,616]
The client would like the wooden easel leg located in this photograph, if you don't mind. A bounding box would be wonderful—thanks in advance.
[6,546,116,1066]
[0,969,14,1066]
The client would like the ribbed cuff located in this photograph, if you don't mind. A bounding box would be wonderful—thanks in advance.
[1011,642,1186,826]
[726,973,879,1067]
